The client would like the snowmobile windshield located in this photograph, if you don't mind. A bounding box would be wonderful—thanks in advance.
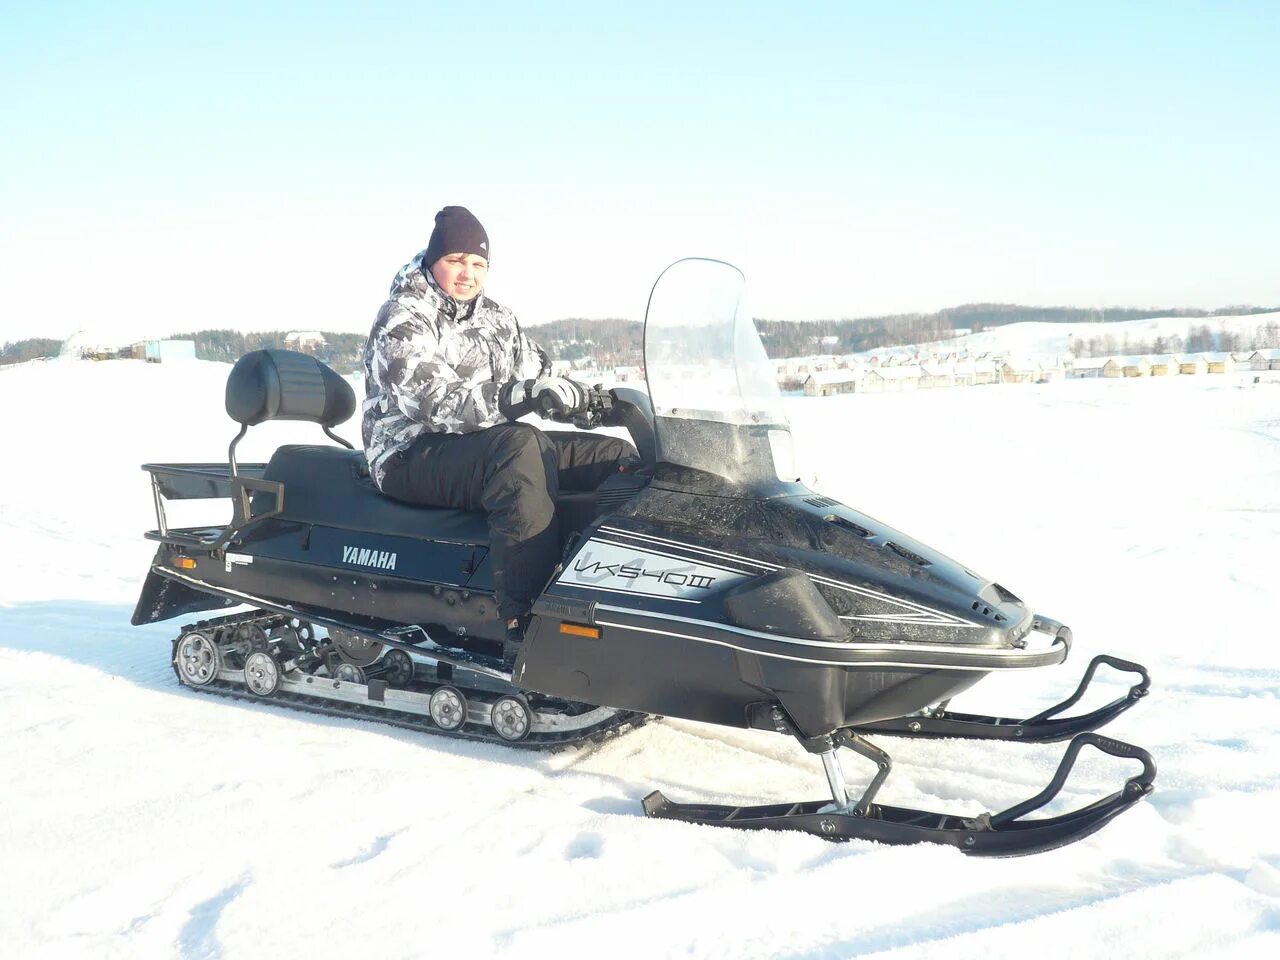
[643,258,799,490]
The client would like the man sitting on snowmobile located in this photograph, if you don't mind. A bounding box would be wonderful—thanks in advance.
[361,205,637,655]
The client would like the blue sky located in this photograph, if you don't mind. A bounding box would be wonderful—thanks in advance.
[1,1,1277,341]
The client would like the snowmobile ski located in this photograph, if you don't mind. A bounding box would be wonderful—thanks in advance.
[855,655,1151,743]
[644,731,1156,857]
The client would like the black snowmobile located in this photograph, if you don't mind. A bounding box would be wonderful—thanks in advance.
[133,258,1155,856]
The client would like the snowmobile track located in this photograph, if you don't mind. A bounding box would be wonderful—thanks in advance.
[171,611,646,751]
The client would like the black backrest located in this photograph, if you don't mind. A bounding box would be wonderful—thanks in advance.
[225,349,356,427]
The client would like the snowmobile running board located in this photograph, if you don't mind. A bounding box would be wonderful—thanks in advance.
[644,732,1157,857]
[855,655,1152,743]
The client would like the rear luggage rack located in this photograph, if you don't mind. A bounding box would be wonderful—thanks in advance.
[145,348,359,551]
[143,462,283,551]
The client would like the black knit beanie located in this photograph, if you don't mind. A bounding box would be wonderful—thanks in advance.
[424,206,489,267]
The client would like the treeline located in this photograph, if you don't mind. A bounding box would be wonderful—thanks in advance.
[940,303,1277,329]
[8,301,1279,373]
[0,338,62,366]
[756,315,955,357]
[184,330,368,373]
[1070,321,1280,359]
[527,317,643,366]
[756,304,1280,357]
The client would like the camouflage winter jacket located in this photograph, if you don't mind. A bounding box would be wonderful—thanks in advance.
[361,251,550,487]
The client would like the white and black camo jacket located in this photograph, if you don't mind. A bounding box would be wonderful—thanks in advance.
[361,250,550,488]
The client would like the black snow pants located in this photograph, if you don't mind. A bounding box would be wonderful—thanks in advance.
[379,423,638,620]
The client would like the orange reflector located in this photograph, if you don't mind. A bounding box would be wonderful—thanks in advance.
[172,556,197,570]
[559,622,600,639]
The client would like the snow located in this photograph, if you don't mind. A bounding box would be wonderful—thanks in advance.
[2,356,1279,958]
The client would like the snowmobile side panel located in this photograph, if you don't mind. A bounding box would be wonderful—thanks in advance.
[519,599,990,735]
[248,521,492,591]
[152,559,507,648]
[516,611,766,726]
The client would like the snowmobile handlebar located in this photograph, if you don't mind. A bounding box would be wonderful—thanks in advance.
[537,385,658,468]
[536,383,614,429]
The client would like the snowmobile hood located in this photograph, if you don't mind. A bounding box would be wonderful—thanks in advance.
[603,482,1033,649]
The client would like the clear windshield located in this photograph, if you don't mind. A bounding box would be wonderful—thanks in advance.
[643,258,798,486]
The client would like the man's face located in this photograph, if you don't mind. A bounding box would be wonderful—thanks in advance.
[431,253,488,301]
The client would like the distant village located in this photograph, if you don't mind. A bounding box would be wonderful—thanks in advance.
[532,337,1280,395]
[785,348,1280,396]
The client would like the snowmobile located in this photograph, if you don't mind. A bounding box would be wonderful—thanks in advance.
[133,258,1155,856]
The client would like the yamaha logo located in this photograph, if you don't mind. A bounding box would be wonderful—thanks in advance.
[342,545,398,571]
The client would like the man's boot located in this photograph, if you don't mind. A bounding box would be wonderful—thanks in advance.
[502,614,531,664]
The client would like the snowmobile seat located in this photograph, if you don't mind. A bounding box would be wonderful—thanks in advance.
[259,445,608,546]
[223,349,359,475]
[225,349,355,428]
[261,444,492,544]
[228,352,613,545]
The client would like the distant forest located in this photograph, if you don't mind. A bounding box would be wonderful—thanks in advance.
[0,338,62,366]
[5,302,1278,371]
[182,329,368,372]
[1070,320,1280,359]
[528,304,1280,364]
[531,318,643,367]
[754,304,1280,358]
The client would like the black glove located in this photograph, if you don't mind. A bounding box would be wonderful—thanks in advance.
[498,378,537,420]
[500,377,594,423]
[530,377,590,419]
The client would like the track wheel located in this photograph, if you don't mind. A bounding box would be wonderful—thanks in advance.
[175,632,221,687]
[333,662,366,684]
[491,695,532,742]
[382,649,415,686]
[429,686,468,731]
[244,651,281,697]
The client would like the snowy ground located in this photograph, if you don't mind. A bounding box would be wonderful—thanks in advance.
[2,358,1278,959]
